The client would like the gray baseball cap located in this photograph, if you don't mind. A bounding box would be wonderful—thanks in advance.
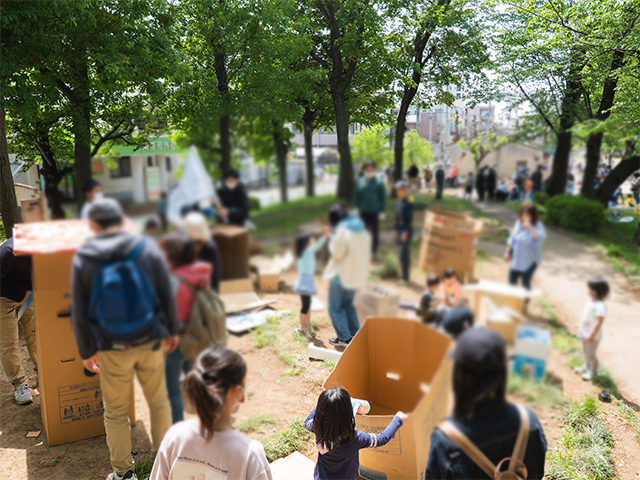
[88,198,124,223]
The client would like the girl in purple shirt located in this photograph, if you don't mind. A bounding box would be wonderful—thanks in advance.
[305,388,407,480]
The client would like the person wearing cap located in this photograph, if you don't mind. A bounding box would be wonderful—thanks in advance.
[80,178,103,219]
[71,198,179,480]
[177,211,222,293]
[354,161,386,254]
[392,181,414,285]
[425,327,547,479]
[0,236,38,405]
[435,164,445,200]
[216,169,250,227]
[439,304,474,338]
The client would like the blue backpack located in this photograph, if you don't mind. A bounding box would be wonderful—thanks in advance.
[88,239,163,350]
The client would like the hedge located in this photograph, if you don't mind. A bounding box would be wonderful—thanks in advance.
[545,194,606,234]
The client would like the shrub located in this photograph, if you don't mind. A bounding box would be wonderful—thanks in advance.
[545,195,606,234]
[533,191,550,205]
[248,196,261,211]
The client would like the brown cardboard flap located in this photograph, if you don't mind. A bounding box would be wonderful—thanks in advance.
[220,292,276,314]
[219,278,254,294]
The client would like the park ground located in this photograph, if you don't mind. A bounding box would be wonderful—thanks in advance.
[1,192,640,479]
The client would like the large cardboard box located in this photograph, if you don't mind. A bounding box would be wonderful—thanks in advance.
[211,225,250,280]
[250,252,294,292]
[462,279,541,316]
[324,318,452,480]
[477,296,526,343]
[353,283,400,326]
[14,221,135,446]
[418,209,483,283]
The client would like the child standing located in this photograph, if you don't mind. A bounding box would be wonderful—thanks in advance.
[293,229,329,338]
[151,347,272,480]
[305,388,407,480]
[576,278,609,381]
[393,181,414,285]
[441,268,462,307]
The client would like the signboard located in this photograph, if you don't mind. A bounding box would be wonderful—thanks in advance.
[145,166,161,201]
[91,161,104,175]
[100,137,179,157]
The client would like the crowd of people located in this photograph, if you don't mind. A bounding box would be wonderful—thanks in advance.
[0,157,623,480]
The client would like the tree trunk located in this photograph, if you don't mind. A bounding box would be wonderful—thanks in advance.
[546,131,572,196]
[581,132,603,198]
[594,155,640,205]
[302,107,315,197]
[0,106,20,237]
[273,124,289,203]
[332,92,355,201]
[214,50,231,173]
[394,92,412,182]
[581,51,624,199]
[72,63,92,210]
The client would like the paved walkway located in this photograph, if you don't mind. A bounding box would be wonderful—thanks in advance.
[476,201,640,404]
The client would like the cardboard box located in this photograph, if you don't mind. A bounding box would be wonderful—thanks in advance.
[270,451,315,480]
[219,278,276,314]
[462,279,541,316]
[354,283,400,326]
[513,325,551,381]
[324,317,452,480]
[14,221,136,446]
[477,296,526,343]
[418,209,483,283]
[250,252,294,292]
[211,225,250,280]
[20,193,46,223]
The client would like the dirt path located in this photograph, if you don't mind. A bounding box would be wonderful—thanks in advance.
[476,201,640,406]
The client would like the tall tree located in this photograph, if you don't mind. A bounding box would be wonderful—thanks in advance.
[0,107,19,236]
[387,0,490,181]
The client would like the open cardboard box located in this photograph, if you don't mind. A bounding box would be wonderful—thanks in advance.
[354,283,400,326]
[324,317,452,480]
[477,295,527,343]
[418,209,483,283]
[219,278,275,314]
[250,251,294,292]
[462,279,541,316]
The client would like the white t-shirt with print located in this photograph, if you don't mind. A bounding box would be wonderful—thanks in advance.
[150,419,272,480]
[578,299,606,341]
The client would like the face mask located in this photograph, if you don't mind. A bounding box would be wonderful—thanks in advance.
[93,192,104,201]
[226,182,237,190]
[365,171,375,179]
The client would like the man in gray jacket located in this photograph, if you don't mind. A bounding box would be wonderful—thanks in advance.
[71,198,179,480]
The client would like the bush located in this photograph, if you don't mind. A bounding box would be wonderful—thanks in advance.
[533,191,550,205]
[545,195,606,234]
[248,196,261,212]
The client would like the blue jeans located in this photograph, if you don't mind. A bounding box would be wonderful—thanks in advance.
[328,280,360,341]
[165,348,188,424]
[634,192,639,205]
[508,262,537,290]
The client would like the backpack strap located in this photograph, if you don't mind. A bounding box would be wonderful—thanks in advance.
[438,422,496,478]
[509,405,530,472]
[126,238,147,262]
[173,274,196,292]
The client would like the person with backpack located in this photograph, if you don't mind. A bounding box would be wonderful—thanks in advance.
[71,199,179,480]
[177,211,222,293]
[158,232,227,424]
[425,327,547,479]
[354,161,386,255]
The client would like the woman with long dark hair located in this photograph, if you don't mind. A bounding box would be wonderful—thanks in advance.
[425,327,547,479]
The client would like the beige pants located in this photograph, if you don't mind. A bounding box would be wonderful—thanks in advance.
[0,297,38,387]
[98,340,172,476]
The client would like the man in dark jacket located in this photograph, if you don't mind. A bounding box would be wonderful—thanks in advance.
[435,164,445,200]
[217,169,250,227]
[531,165,544,193]
[394,181,414,284]
[476,166,487,202]
[486,166,497,201]
[0,237,38,405]
[71,198,179,480]
[354,161,386,254]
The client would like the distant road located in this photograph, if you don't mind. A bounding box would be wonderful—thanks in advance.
[249,178,337,208]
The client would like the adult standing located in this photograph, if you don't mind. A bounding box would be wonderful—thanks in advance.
[486,166,497,201]
[407,162,420,190]
[177,211,222,293]
[0,237,38,405]
[216,169,250,227]
[631,172,640,205]
[531,165,544,194]
[354,161,386,254]
[475,166,487,202]
[393,181,414,284]
[71,199,179,480]
[450,164,459,188]
[513,167,526,201]
[80,178,103,219]
[435,164,445,200]
[425,327,547,479]
[505,204,546,290]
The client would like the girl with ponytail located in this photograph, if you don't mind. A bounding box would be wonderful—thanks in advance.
[150,347,272,480]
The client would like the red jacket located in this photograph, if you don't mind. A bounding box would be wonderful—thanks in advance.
[173,262,212,323]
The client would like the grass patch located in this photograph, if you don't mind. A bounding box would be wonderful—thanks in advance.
[507,371,565,409]
[322,359,337,371]
[275,345,306,376]
[292,329,311,349]
[133,454,155,480]
[252,323,277,349]
[0,222,5,242]
[235,413,276,434]
[546,397,615,480]
[261,417,312,462]
[371,247,400,280]
[616,401,640,445]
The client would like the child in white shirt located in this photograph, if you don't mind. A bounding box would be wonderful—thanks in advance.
[150,347,272,480]
[576,277,610,382]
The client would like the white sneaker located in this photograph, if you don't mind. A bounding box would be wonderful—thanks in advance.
[295,327,313,339]
[14,384,33,405]
[582,371,595,381]
[574,365,588,374]
[106,471,137,480]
